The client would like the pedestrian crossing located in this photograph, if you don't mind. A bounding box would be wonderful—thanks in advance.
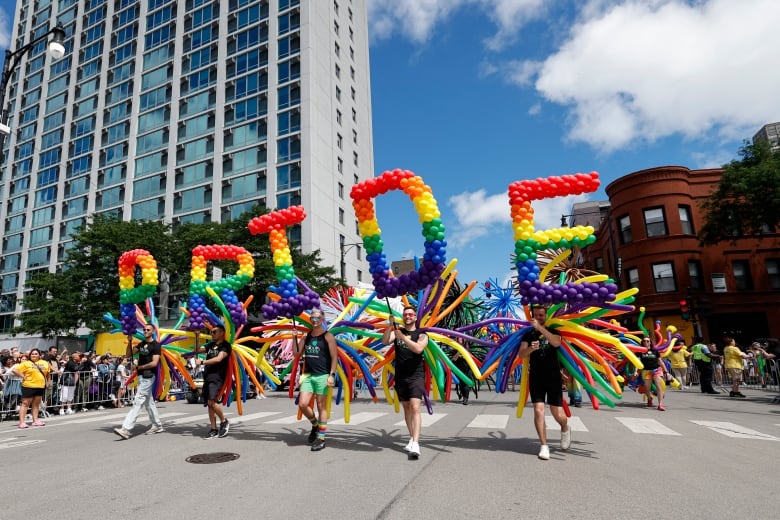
[3,407,779,442]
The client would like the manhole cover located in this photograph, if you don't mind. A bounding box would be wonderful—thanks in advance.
[186,452,240,464]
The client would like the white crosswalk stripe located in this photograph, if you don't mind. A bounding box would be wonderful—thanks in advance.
[266,414,306,425]
[466,414,508,429]
[331,412,387,425]
[616,417,681,435]
[4,407,780,445]
[690,421,780,441]
[394,413,447,428]
[545,416,589,432]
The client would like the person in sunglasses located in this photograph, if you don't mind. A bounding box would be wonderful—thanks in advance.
[113,326,164,439]
[293,309,338,452]
[382,305,428,460]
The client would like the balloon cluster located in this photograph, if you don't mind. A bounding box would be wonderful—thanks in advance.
[188,244,254,330]
[118,249,159,335]
[507,173,614,305]
[248,206,320,319]
[350,169,446,298]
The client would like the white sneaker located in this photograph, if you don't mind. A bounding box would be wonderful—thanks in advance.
[98,406,105,410]
[59,409,65,416]
[538,445,550,460]
[561,429,571,450]
[408,441,420,458]
[403,439,413,452]
[66,409,74,415]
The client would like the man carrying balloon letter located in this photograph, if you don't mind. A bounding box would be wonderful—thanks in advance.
[382,305,428,460]
[518,305,571,460]
[294,309,338,452]
[114,326,164,440]
[195,325,232,439]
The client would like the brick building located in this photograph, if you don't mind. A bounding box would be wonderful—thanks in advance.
[581,165,780,346]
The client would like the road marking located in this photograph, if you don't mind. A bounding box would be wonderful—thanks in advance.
[229,412,281,425]
[691,421,780,441]
[266,414,306,425]
[546,416,588,432]
[394,413,447,428]
[331,412,387,425]
[0,439,46,449]
[166,412,234,426]
[467,414,509,429]
[616,418,681,435]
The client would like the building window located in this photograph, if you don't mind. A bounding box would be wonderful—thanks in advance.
[338,182,344,199]
[688,260,704,291]
[626,267,639,289]
[337,157,343,173]
[353,151,358,166]
[335,63,340,78]
[336,133,343,149]
[357,269,362,282]
[678,205,694,235]
[335,86,341,102]
[767,259,780,290]
[618,215,632,244]
[732,260,753,291]
[335,41,340,57]
[652,262,676,293]
[595,257,604,271]
[644,207,667,238]
[336,109,342,125]
[338,207,345,225]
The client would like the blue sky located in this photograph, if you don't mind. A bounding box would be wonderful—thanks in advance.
[2,1,779,294]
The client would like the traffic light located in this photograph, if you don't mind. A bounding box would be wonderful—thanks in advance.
[679,299,691,321]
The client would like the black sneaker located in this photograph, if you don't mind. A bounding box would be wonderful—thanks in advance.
[218,420,230,438]
[204,429,218,439]
[307,423,318,444]
[310,438,325,451]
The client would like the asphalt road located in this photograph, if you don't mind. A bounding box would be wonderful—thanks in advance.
[2,385,779,520]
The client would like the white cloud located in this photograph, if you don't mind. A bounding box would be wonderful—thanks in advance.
[528,102,542,115]
[446,189,591,248]
[521,0,780,152]
[368,0,547,48]
[368,0,464,44]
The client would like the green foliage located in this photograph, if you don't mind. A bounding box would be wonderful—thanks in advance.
[699,141,780,244]
[15,208,340,336]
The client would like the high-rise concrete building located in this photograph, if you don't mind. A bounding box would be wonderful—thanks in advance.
[0,0,373,333]
[752,122,780,150]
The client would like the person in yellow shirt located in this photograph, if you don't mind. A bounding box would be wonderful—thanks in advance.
[668,339,693,389]
[723,337,748,398]
[12,349,51,428]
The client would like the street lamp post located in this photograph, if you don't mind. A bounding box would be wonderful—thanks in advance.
[0,24,66,162]
[339,241,362,281]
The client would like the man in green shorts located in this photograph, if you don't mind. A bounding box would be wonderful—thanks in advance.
[294,309,338,451]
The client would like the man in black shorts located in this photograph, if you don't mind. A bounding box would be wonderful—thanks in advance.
[195,325,232,439]
[518,305,570,460]
[382,305,428,460]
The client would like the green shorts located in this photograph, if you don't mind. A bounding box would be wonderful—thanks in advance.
[300,373,330,395]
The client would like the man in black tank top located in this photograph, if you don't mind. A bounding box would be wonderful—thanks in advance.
[382,305,428,460]
[518,305,570,460]
[293,309,337,452]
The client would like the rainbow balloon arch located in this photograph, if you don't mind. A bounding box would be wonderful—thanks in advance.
[106,168,667,422]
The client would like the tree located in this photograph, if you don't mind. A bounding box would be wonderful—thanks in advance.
[699,140,780,244]
[16,215,172,337]
[15,208,341,336]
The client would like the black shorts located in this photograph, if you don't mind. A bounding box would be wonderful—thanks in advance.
[395,378,425,402]
[203,377,224,403]
[21,387,45,399]
[529,374,563,407]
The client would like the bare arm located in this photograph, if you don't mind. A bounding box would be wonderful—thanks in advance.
[396,331,427,354]
[138,354,160,371]
[381,324,396,346]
